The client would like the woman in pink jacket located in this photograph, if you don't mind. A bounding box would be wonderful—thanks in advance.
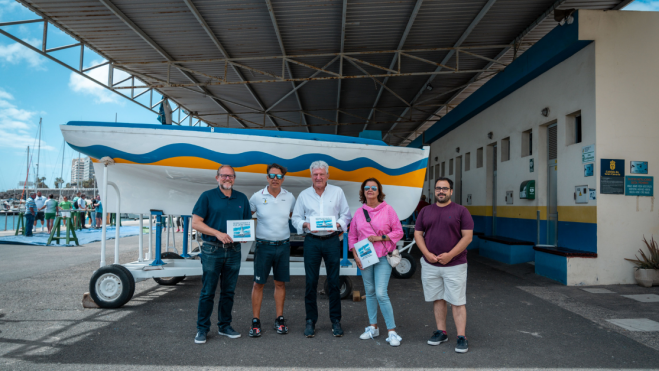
[348,178,404,346]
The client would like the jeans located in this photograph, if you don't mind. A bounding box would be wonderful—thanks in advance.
[25,213,35,236]
[197,243,242,333]
[304,234,342,323]
[361,256,396,329]
[91,212,96,228]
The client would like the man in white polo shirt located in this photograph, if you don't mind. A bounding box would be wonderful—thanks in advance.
[248,163,296,337]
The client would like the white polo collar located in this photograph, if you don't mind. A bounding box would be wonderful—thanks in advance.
[262,186,288,197]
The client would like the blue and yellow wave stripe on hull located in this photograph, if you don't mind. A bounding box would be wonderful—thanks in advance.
[74,144,428,188]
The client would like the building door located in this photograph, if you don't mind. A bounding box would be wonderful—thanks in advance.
[455,156,462,204]
[492,144,498,235]
[547,124,558,246]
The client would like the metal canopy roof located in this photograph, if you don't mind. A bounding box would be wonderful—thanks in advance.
[9,0,631,146]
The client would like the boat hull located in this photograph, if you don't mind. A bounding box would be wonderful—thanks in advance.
[61,122,429,219]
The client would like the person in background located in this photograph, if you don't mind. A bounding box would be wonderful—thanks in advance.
[191,165,251,344]
[94,195,103,229]
[77,194,88,229]
[34,191,47,232]
[291,160,352,338]
[414,177,473,354]
[58,196,73,226]
[44,194,58,233]
[405,194,431,240]
[72,192,81,228]
[24,193,37,237]
[248,163,295,337]
[416,194,430,214]
[348,178,404,347]
[90,196,99,228]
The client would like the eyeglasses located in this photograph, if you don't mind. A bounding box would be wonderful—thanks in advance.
[435,187,451,192]
[219,174,235,179]
[364,186,378,191]
[267,174,283,179]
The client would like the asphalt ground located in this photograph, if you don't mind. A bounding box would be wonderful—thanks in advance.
[1,234,658,370]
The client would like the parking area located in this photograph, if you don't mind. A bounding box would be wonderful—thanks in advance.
[1,236,658,370]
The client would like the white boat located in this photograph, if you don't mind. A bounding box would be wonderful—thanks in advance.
[60,122,429,219]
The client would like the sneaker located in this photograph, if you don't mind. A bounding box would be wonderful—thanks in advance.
[359,326,379,340]
[304,319,315,338]
[249,318,262,337]
[274,316,288,334]
[455,336,469,353]
[218,326,241,339]
[194,331,208,344]
[428,330,448,345]
[386,331,402,347]
[331,321,344,337]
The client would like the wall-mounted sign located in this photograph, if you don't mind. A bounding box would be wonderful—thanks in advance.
[575,185,589,204]
[584,163,594,177]
[625,176,653,196]
[601,177,624,194]
[529,158,534,173]
[601,159,624,177]
[582,144,595,163]
[589,189,596,200]
[630,161,648,174]
[520,180,535,199]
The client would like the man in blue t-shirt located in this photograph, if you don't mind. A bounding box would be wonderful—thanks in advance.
[24,193,37,237]
[191,165,251,345]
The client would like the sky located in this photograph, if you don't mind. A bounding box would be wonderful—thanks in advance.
[0,0,657,192]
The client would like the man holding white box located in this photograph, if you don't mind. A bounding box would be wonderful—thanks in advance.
[292,160,352,338]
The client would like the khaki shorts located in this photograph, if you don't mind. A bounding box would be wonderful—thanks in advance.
[420,258,467,306]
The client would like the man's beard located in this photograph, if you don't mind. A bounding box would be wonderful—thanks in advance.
[221,183,233,190]
[436,194,450,204]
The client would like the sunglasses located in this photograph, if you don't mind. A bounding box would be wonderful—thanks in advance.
[364,186,378,191]
[268,174,284,179]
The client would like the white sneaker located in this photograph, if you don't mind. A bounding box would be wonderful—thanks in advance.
[359,326,379,339]
[386,331,402,347]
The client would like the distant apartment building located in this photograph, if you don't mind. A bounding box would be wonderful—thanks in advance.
[71,157,95,184]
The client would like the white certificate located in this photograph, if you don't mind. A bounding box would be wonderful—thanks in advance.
[227,220,255,242]
[354,238,379,269]
[309,216,337,231]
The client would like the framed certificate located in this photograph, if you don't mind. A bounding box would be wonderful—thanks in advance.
[309,216,337,231]
[227,220,255,242]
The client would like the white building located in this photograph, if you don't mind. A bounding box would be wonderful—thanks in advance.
[411,10,659,286]
[71,157,95,184]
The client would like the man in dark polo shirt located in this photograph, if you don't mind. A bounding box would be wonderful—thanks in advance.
[191,165,251,344]
[415,177,473,353]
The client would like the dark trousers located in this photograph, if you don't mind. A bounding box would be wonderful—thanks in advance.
[25,213,35,236]
[304,234,342,323]
[197,243,241,333]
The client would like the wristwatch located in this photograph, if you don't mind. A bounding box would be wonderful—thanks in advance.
[381,234,387,240]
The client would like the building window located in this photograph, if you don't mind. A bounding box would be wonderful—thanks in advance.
[465,152,471,171]
[429,164,433,179]
[441,162,446,177]
[566,111,582,145]
[575,115,582,143]
[522,129,532,157]
[501,137,510,162]
[476,147,483,168]
[449,159,454,175]
[434,164,439,180]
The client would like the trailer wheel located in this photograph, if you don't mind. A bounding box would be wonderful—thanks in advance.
[392,252,416,279]
[89,264,135,308]
[153,252,186,286]
[324,276,353,300]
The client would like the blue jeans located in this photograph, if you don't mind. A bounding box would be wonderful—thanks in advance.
[304,234,342,323]
[197,243,242,333]
[25,213,35,236]
[361,256,396,329]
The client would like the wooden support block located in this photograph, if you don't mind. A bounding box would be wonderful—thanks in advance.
[353,290,361,302]
[82,292,99,309]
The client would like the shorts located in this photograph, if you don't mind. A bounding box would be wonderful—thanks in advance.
[45,213,56,220]
[35,212,45,221]
[253,241,290,284]
[95,212,103,219]
[420,258,467,306]
[61,211,71,218]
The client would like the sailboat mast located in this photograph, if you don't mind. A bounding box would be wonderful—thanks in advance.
[59,139,65,199]
[36,118,41,193]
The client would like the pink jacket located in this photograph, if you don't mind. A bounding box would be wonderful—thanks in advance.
[348,201,404,258]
